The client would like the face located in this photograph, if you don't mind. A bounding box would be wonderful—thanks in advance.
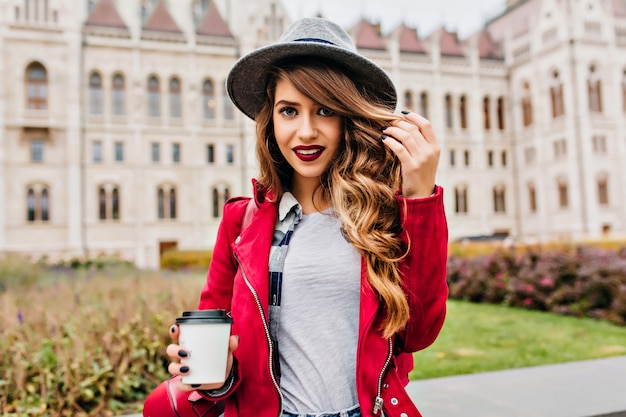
[272,77,343,191]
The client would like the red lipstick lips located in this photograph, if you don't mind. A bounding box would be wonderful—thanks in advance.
[293,145,325,162]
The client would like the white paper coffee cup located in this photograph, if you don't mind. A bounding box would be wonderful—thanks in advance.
[176,310,233,385]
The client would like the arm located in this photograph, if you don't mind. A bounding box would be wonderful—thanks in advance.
[396,186,448,353]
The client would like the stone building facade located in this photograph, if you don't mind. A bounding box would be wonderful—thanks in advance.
[0,0,625,268]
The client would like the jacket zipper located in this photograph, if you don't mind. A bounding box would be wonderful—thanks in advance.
[373,337,393,415]
[234,252,283,416]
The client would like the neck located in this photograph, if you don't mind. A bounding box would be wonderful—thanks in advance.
[290,176,330,214]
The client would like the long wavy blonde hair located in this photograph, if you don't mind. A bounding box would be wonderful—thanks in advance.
[255,57,408,338]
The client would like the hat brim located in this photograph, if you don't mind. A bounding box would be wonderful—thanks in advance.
[227,41,397,120]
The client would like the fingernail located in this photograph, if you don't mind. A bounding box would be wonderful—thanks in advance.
[381,126,388,131]
[178,349,188,358]
[180,366,189,373]
[381,134,388,141]
[190,384,201,388]
[401,110,410,115]
[170,325,176,334]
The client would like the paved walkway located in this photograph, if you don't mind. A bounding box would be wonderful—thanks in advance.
[126,356,626,417]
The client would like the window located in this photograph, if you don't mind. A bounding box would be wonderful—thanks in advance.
[26,185,50,222]
[419,91,429,119]
[172,143,181,163]
[449,149,455,167]
[112,74,126,116]
[31,139,44,162]
[26,62,47,110]
[115,142,124,162]
[169,77,182,118]
[521,82,533,127]
[554,139,567,159]
[92,141,102,162]
[463,150,470,167]
[211,185,231,218]
[459,95,467,129]
[528,182,537,213]
[487,150,494,167]
[151,143,160,162]
[483,96,491,130]
[622,69,626,114]
[203,79,216,120]
[587,65,602,113]
[550,70,565,118]
[493,186,506,213]
[454,186,468,214]
[157,185,177,219]
[207,144,215,163]
[497,97,505,130]
[597,175,609,205]
[501,151,507,167]
[444,94,453,128]
[557,179,569,209]
[89,72,103,115]
[592,135,607,154]
[147,76,161,117]
[226,144,234,164]
[98,186,121,220]
[404,91,413,111]
[524,146,536,165]
[223,87,234,120]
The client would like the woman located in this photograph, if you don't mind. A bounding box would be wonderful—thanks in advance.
[144,17,448,417]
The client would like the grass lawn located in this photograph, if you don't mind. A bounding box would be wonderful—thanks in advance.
[410,299,626,380]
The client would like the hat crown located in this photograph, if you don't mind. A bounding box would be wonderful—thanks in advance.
[278,17,357,53]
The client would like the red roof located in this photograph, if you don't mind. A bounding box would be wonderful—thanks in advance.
[398,24,426,53]
[476,30,503,59]
[438,28,465,57]
[197,2,233,37]
[613,0,626,16]
[352,19,386,50]
[143,1,182,33]
[85,0,127,29]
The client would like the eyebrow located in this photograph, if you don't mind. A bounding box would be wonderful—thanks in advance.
[274,100,299,108]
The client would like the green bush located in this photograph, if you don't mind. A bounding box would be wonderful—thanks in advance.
[160,250,212,271]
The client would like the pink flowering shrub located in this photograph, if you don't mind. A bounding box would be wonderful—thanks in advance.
[446,245,626,326]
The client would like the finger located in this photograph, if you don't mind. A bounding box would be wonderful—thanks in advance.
[228,335,239,354]
[168,361,191,376]
[169,324,180,340]
[400,111,438,146]
[166,343,188,360]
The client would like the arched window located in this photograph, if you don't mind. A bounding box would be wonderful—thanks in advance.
[454,185,468,214]
[587,64,602,113]
[26,62,48,110]
[89,72,103,114]
[419,91,429,118]
[223,86,234,120]
[169,77,182,118]
[26,185,50,222]
[483,96,491,130]
[404,91,413,111]
[521,82,533,127]
[444,94,453,128]
[459,95,467,129]
[501,151,507,167]
[497,96,505,130]
[597,175,609,206]
[112,74,126,116]
[112,188,120,219]
[147,75,161,117]
[212,188,219,218]
[557,178,569,209]
[550,70,564,118]
[212,185,230,218]
[493,185,506,213]
[157,185,177,219]
[98,185,122,221]
[203,79,215,120]
[99,187,107,220]
[527,182,537,213]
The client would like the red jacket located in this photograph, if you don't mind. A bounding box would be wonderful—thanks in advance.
[195,184,449,417]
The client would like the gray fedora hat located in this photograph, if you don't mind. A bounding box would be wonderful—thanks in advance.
[226,17,397,120]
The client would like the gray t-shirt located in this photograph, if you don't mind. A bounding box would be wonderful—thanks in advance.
[279,210,361,413]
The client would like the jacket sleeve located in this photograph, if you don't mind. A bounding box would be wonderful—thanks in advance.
[197,198,250,312]
[395,186,448,353]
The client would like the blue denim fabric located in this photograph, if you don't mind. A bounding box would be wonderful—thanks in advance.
[282,405,361,417]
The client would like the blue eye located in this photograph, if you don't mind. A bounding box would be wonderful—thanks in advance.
[318,108,335,117]
[279,107,297,117]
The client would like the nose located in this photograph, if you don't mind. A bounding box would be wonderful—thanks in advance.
[297,114,317,140]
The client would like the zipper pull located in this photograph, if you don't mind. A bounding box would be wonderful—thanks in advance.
[373,396,384,415]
